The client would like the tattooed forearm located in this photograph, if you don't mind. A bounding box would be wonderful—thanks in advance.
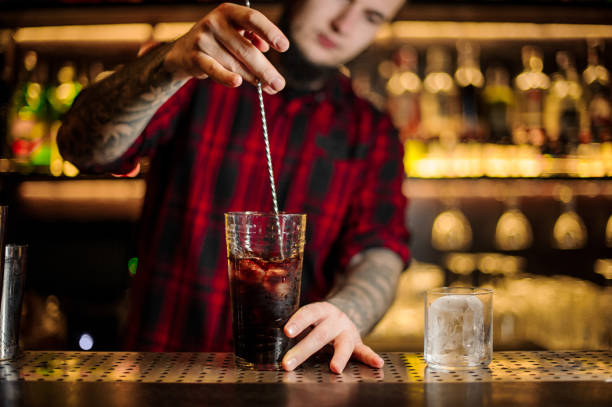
[57,41,188,169]
[326,248,403,335]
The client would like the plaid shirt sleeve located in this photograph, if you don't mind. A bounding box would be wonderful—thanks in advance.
[88,79,197,174]
[335,112,411,270]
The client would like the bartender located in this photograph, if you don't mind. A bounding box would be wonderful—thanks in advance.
[57,0,410,374]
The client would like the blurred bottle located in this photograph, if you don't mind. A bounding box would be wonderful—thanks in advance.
[47,62,83,177]
[455,41,484,142]
[7,51,49,170]
[482,66,514,144]
[385,45,422,143]
[545,51,589,155]
[421,46,460,148]
[514,46,550,151]
[583,39,611,144]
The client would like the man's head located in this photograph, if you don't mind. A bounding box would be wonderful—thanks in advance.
[288,0,404,68]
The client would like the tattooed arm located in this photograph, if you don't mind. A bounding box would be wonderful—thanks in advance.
[58,42,187,168]
[282,248,403,373]
[58,3,289,169]
[326,248,403,335]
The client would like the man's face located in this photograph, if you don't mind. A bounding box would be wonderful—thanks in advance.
[289,0,404,67]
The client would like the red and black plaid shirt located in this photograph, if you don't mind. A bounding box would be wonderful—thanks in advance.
[98,73,410,351]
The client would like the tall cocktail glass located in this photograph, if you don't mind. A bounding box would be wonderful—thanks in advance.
[225,212,306,370]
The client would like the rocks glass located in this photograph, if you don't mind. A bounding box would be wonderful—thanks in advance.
[425,287,493,370]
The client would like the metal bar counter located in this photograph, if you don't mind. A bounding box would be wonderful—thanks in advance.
[1,351,610,406]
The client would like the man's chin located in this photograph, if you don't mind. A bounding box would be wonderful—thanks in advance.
[302,51,340,70]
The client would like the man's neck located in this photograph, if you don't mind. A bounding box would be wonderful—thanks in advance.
[271,41,337,92]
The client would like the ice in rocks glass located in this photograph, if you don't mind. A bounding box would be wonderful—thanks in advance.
[425,287,493,370]
[225,212,306,370]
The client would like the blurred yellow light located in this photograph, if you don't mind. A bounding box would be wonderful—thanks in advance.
[424,72,454,93]
[583,65,609,85]
[95,70,115,83]
[14,24,152,43]
[378,60,395,79]
[56,83,74,102]
[478,253,501,274]
[552,80,570,98]
[516,72,550,91]
[446,253,476,275]
[455,67,484,88]
[386,75,404,96]
[24,50,37,71]
[63,161,80,177]
[50,159,63,177]
[529,56,544,72]
[57,65,75,83]
[377,21,612,41]
[400,71,421,92]
[26,83,41,100]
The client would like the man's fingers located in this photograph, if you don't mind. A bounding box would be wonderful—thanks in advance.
[329,332,354,374]
[229,5,289,52]
[195,34,276,90]
[284,302,328,338]
[244,31,270,53]
[192,52,241,87]
[282,319,340,372]
[353,343,384,369]
[213,23,285,91]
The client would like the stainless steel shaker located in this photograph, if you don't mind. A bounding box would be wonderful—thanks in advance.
[0,244,27,360]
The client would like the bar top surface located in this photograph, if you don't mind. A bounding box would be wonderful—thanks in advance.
[1,350,610,407]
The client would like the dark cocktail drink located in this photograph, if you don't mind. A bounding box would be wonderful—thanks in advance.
[228,255,302,369]
[225,212,306,370]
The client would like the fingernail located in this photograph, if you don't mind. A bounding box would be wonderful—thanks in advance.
[275,38,289,51]
[285,358,297,371]
[286,324,296,336]
[263,85,276,95]
[270,77,284,92]
[376,356,384,368]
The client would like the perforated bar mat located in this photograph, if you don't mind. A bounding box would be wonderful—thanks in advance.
[1,351,609,383]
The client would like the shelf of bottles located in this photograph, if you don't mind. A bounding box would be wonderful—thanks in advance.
[6,50,84,177]
[352,33,612,179]
[3,17,612,179]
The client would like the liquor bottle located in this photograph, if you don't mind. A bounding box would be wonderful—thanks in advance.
[421,46,460,148]
[544,51,589,155]
[482,66,514,144]
[513,46,550,151]
[583,39,611,143]
[7,51,49,170]
[385,45,422,143]
[455,41,484,142]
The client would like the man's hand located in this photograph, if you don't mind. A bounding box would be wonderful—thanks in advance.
[281,302,384,374]
[164,2,289,94]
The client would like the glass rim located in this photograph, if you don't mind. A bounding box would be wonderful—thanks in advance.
[426,286,493,295]
[225,211,306,218]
